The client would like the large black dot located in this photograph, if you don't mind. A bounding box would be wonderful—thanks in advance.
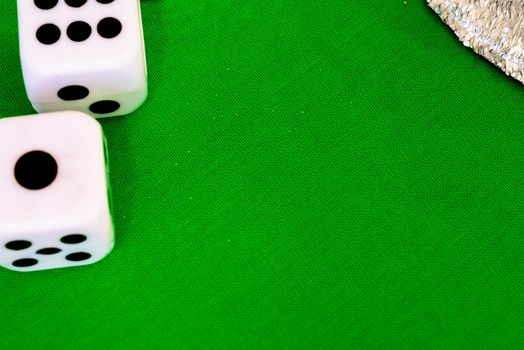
[89,100,120,114]
[66,252,91,261]
[36,24,61,45]
[67,21,92,42]
[65,0,87,7]
[97,17,122,39]
[15,151,58,190]
[12,258,38,267]
[5,240,32,251]
[96,0,115,3]
[61,234,87,244]
[37,247,61,255]
[34,0,58,10]
[58,85,89,101]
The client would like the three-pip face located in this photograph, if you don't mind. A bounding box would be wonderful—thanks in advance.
[0,111,114,271]
[18,0,148,118]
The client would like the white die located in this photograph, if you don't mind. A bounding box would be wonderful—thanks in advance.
[0,111,114,272]
[17,0,147,118]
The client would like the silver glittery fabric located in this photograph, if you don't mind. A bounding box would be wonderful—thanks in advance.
[428,0,524,83]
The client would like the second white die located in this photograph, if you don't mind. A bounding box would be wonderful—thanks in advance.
[18,0,147,118]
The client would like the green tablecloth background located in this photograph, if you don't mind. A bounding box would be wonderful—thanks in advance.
[0,1,523,348]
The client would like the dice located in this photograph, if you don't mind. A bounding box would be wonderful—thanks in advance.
[17,0,148,118]
[0,111,114,272]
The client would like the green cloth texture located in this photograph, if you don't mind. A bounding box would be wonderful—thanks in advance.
[0,0,523,348]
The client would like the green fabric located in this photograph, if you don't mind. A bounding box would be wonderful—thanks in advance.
[0,0,523,348]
